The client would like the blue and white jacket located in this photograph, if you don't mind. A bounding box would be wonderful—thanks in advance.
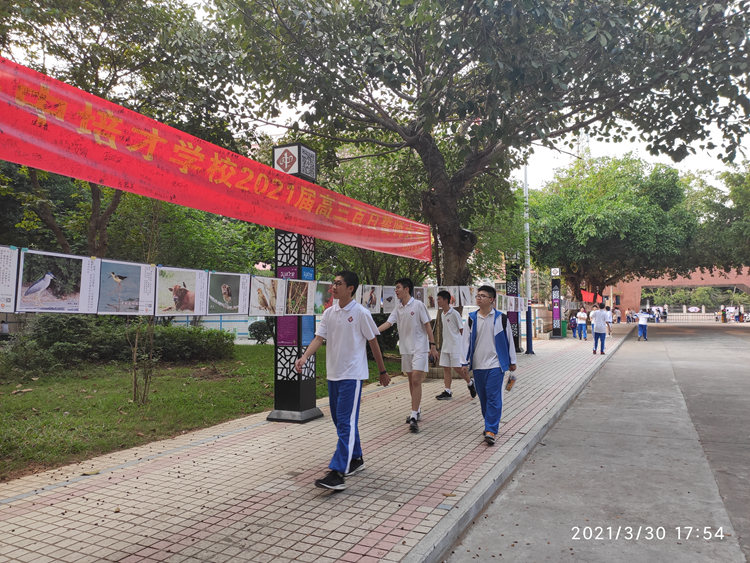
[463,309,517,372]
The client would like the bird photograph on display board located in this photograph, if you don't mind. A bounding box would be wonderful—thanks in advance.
[208,272,241,315]
[98,261,142,314]
[314,281,335,314]
[18,252,83,312]
[250,277,282,316]
[382,286,396,313]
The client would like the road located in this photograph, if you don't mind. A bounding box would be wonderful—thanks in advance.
[445,324,750,563]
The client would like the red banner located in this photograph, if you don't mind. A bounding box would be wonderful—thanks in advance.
[0,57,432,261]
[580,290,602,304]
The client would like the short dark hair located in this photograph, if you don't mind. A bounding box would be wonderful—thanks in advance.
[598,302,605,309]
[395,277,413,296]
[335,270,359,296]
[605,305,610,311]
[437,290,451,302]
[477,285,496,300]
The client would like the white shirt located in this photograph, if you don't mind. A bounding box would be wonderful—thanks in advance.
[576,311,588,324]
[590,309,609,333]
[387,297,431,355]
[606,311,613,323]
[0,323,9,335]
[635,312,651,325]
[316,299,379,381]
[440,307,463,354]
[472,310,501,370]
[615,309,621,318]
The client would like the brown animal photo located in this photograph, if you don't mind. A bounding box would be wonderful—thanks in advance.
[156,268,207,315]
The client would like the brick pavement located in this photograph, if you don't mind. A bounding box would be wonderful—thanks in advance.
[0,326,633,563]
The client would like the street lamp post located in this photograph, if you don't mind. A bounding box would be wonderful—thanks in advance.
[524,166,534,354]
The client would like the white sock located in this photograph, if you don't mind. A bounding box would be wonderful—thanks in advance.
[411,410,419,420]
[445,388,452,394]
[469,378,474,387]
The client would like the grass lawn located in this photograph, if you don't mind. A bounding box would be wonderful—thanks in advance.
[0,345,401,481]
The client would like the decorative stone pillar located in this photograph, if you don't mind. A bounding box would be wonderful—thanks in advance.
[551,268,562,338]
[267,144,323,423]
[506,260,524,353]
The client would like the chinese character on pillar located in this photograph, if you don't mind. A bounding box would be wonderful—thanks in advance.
[506,259,524,353]
[268,144,322,423]
[551,268,562,338]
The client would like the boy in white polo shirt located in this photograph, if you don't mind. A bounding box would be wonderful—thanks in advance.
[435,290,476,401]
[296,270,391,491]
[378,277,439,433]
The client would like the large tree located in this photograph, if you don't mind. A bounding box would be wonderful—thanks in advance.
[530,154,699,300]
[218,0,750,284]
[1,0,250,257]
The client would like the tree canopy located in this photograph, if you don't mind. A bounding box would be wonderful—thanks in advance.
[530,154,699,299]
[218,0,750,284]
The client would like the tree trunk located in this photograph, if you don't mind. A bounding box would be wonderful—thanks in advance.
[87,183,123,258]
[28,169,73,254]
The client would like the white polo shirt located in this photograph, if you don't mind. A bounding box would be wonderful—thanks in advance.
[590,309,609,333]
[472,310,501,370]
[440,307,463,354]
[387,297,431,355]
[316,298,379,381]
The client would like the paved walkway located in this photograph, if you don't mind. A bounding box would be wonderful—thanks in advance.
[445,323,748,563]
[0,326,633,563]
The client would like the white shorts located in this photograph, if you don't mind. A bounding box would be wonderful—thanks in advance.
[439,351,463,368]
[402,352,429,373]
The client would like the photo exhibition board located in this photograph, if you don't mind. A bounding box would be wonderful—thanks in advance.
[249,277,287,316]
[423,286,437,310]
[314,281,336,314]
[98,260,156,315]
[16,249,100,314]
[155,267,209,316]
[438,286,460,307]
[361,285,382,313]
[459,286,471,307]
[0,246,19,312]
[382,286,397,313]
[207,272,251,316]
[414,286,425,303]
[285,280,316,316]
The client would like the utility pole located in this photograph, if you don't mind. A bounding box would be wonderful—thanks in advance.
[524,165,534,354]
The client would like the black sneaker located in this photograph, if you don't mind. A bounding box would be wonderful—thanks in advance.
[467,379,477,399]
[405,412,422,423]
[436,390,453,400]
[314,470,346,490]
[484,431,496,445]
[409,417,419,433]
[345,458,365,477]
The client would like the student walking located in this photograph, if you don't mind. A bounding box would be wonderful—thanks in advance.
[435,290,476,401]
[576,307,588,340]
[378,278,439,433]
[295,271,391,491]
[634,309,653,341]
[462,285,517,446]
[615,307,622,324]
[590,303,611,355]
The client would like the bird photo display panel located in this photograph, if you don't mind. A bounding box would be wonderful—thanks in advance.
[97,260,156,315]
[207,272,250,316]
[382,286,397,313]
[360,285,382,313]
[16,249,100,314]
[314,281,335,314]
[155,267,209,317]
[249,277,287,316]
[285,280,316,316]
[0,246,19,313]
[458,286,471,307]
[423,286,438,310]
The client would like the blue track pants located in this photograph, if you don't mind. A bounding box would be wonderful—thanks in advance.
[593,331,606,352]
[577,324,587,339]
[328,379,363,474]
[638,324,648,339]
[473,368,505,434]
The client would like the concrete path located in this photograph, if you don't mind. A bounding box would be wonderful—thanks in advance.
[0,325,637,563]
[445,324,749,563]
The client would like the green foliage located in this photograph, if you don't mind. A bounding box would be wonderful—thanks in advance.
[0,315,234,372]
[248,320,273,344]
[642,286,750,309]
[531,154,699,298]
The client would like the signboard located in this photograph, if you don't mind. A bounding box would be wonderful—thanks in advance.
[155,267,209,316]
[98,259,155,315]
[0,57,432,262]
[16,249,100,314]
[0,246,19,312]
[551,276,562,338]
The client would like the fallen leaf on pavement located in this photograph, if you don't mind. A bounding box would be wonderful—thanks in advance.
[114,507,120,513]
[442,493,456,497]
[82,469,100,476]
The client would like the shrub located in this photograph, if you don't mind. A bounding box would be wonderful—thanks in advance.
[248,320,273,344]
[0,314,234,371]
